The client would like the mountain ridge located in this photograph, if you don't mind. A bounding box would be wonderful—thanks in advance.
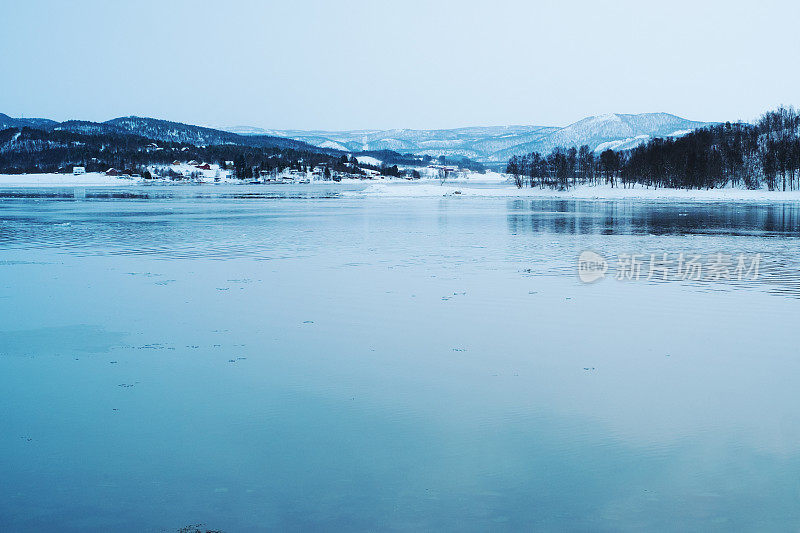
[224,112,714,163]
[1,112,716,164]
[0,114,334,154]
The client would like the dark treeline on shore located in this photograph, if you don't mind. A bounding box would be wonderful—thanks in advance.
[507,106,800,191]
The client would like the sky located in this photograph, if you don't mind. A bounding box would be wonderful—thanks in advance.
[2,0,799,130]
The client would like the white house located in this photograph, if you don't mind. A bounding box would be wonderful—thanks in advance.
[73,166,86,175]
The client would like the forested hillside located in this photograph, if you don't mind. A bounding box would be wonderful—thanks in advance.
[0,127,357,178]
[0,113,486,177]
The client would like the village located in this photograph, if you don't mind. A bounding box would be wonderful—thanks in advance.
[69,150,474,185]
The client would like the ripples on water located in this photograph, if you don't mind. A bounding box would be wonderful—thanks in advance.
[504,198,800,297]
[1,184,800,531]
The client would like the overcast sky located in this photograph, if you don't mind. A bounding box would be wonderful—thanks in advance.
[2,0,798,130]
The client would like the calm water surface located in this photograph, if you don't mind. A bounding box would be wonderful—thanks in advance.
[1,184,800,531]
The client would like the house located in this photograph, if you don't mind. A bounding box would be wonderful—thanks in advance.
[72,166,86,175]
[172,160,181,165]
[363,168,381,178]
[260,169,280,183]
[188,160,199,165]
[285,169,309,183]
[105,168,120,176]
[195,163,211,170]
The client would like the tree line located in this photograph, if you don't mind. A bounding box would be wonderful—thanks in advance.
[507,106,800,191]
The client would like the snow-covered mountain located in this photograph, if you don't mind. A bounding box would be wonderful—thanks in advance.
[226,113,713,163]
[224,124,559,162]
[489,113,712,161]
[2,112,714,164]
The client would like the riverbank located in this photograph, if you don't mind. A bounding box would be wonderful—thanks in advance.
[354,182,800,202]
[3,173,800,203]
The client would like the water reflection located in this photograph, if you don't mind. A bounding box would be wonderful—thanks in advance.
[506,199,800,236]
[505,199,800,297]
[1,192,799,296]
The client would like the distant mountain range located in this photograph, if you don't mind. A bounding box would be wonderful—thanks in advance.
[1,112,714,165]
[0,113,324,153]
[224,113,714,163]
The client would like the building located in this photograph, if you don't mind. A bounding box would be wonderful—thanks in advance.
[260,169,280,183]
[105,168,120,176]
[72,166,86,175]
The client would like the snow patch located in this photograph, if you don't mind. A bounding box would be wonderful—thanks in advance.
[318,140,350,151]
[356,156,383,166]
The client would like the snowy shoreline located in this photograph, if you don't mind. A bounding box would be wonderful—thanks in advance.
[3,173,800,203]
[353,182,800,203]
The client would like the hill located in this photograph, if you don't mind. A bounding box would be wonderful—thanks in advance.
[227,113,714,163]
[1,114,332,154]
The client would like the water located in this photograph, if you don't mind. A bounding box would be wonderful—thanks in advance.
[1,184,800,531]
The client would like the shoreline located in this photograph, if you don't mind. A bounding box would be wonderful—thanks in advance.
[2,173,800,203]
[353,182,800,203]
